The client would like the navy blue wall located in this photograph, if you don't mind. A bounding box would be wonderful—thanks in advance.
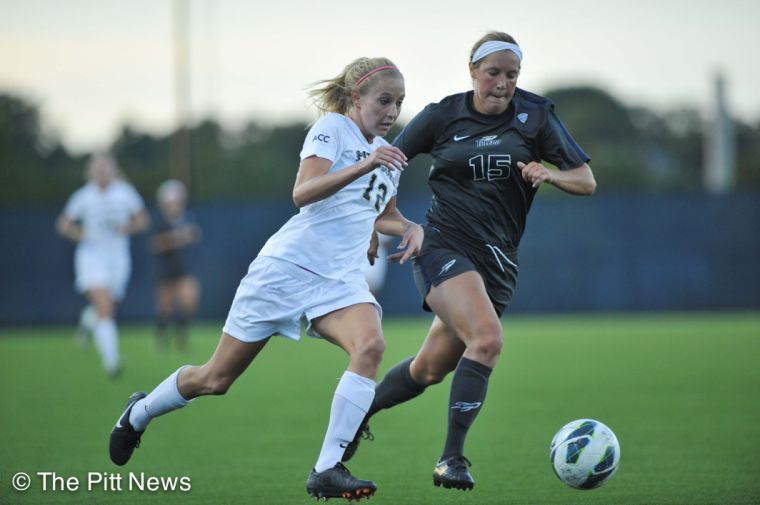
[1,193,758,325]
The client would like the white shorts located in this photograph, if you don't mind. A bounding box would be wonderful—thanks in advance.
[223,256,381,343]
[74,246,131,301]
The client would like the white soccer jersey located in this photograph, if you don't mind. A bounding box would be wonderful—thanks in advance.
[63,180,145,253]
[258,113,401,283]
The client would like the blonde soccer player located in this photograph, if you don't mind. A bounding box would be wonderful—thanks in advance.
[109,57,423,501]
[56,154,149,377]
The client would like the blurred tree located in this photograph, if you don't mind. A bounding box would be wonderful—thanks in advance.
[111,125,172,199]
[0,93,83,206]
[185,119,226,200]
[544,86,650,190]
[228,122,310,201]
[1,88,758,207]
[735,119,760,188]
[630,106,704,190]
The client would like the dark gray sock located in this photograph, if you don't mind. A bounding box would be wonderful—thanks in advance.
[441,357,492,460]
[156,318,169,344]
[175,315,189,350]
[367,356,426,417]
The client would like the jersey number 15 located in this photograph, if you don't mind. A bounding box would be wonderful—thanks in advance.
[470,154,511,182]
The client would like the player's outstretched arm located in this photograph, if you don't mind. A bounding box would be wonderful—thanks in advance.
[55,213,83,243]
[518,161,596,195]
[121,209,150,235]
[374,196,423,265]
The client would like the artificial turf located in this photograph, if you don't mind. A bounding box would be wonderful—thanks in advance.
[1,312,758,504]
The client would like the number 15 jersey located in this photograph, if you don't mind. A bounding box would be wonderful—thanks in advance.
[394,89,590,251]
[258,112,401,283]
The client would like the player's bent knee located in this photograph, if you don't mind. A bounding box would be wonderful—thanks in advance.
[413,361,454,386]
[470,331,503,363]
[418,369,448,386]
[354,332,385,365]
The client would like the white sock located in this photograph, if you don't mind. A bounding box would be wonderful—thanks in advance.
[93,318,120,374]
[314,371,375,472]
[129,366,191,431]
[79,305,97,332]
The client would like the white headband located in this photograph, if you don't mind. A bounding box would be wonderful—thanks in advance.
[471,40,523,63]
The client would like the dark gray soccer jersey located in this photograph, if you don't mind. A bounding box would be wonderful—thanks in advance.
[393,89,590,250]
[154,213,196,280]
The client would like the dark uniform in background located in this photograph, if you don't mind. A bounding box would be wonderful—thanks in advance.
[394,88,590,315]
[154,212,197,282]
[152,210,201,349]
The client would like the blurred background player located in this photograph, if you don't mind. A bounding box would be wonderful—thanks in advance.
[108,57,423,501]
[151,179,201,351]
[56,154,150,377]
[343,31,597,491]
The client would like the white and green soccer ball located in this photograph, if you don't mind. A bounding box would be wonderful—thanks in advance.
[549,418,620,489]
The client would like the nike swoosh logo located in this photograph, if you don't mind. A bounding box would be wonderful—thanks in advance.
[453,135,470,141]
[339,443,349,448]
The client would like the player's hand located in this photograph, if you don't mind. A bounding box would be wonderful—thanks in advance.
[172,226,198,245]
[363,146,407,174]
[518,161,553,188]
[387,223,423,265]
[366,231,380,266]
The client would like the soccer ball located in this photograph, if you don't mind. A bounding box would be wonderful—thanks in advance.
[549,418,620,490]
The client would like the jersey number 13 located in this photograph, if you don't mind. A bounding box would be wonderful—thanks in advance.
[362,173,388,212]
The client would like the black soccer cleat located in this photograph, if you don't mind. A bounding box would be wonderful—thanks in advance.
[306,462,377,501]
[341,421,373,463]
[433,455,475,490]
[109,392,147,466]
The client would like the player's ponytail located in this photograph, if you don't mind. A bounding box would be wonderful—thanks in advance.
[308,57,401,116]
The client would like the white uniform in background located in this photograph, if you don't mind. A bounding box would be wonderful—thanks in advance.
[63,179,145,300]
[62,178,145,376]
[224,113,401,342]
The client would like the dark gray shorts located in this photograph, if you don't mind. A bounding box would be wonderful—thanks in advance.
[412,226,518,317]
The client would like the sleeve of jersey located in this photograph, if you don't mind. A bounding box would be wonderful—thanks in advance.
[391,104,437,158]
[62,191,82,219]
[538,107,591,171]
[125,185,146,214]
[300,115,341,162]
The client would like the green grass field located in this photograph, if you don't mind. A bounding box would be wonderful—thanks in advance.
[1,312,759,505]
